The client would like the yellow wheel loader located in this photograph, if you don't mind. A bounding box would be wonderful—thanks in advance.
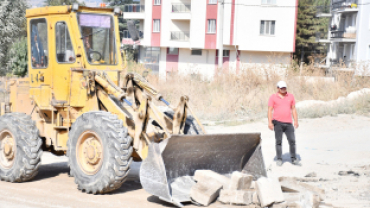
[0,4,266,206]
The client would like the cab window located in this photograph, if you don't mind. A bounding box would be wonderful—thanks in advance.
[77,13,117,65]
[56,22,76,63]
[30,19,48,68]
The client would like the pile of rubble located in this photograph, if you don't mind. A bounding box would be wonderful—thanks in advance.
[171,170,332,207]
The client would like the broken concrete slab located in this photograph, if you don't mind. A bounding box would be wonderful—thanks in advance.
[271,201,288,208]
[250,181,255,189]
[190,181,222,206]
[286,201,303,208]
[256,177,284,207]
[194,170,231,189]
[228,171,253,190]
[279,177,325,201]
[283,193,301,202]
[218,189,254,205]
[171,176,196,203]
[253,192,260,205]
[300,191,320,208]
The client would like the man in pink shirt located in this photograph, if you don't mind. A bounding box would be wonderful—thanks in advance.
[268,81,300,166]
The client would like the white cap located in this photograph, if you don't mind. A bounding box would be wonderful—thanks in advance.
[277,81,287,88]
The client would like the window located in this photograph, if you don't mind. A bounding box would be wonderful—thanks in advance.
[191,49,202,56]
[260,20,275,35]
[207,19,216,33]
[154,0,160,5]
[168,48,178,55]
[153,19,160,32]
[77,13,117,65]
[55,22,75,63]
[209,0,217,4]
[30,18,48,68]
[261,0,277,5]
[216,50,230,57]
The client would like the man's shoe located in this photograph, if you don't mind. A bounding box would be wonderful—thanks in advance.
[276,159,283,166]
[292,158,301,166]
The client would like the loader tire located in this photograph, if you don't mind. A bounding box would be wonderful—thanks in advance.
[0,113,42,182]
[67,111,133,194]
[164,111,204,135]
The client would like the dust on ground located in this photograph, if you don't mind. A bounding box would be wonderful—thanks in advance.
[0,114,369,208]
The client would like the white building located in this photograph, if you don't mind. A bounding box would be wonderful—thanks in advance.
[317,0,370,72]
[122,0,298,78]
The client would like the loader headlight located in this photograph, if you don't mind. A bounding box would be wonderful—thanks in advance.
[72,3,79,12]
[114,7,121,16]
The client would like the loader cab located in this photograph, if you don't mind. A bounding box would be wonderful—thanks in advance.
[25,6,123,151]
[26,6,122,108]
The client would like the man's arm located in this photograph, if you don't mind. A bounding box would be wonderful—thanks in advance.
[292,105,299,128]
[268,106,274,130]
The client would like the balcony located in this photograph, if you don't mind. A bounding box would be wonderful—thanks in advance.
[170,4,191,19]
[122,30,143,45]
[123,30,143,39]
[332,0,358,12]
[315,6,332,17]
[123,4,145,19]
[330,31,356,42]
[172,4,191,12]
[124,4,145,12]
[170,31,190,41]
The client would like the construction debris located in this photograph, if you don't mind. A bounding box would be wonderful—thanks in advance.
[218,189,254,205]
[194,170,231,189]
[270,201,288,208]
[338,170,360,176]
[171,176,196,203]
[228,171,253,190]
[279,176,325,201]
[186,170,332,208]
[251,192,259,205]
[255,177,284,207]
[190,181,223,206]
[305,172,317,177]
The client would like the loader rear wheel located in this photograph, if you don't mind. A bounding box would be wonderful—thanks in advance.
[67,111,133,194]
[0,113,42,182]
[164,111,204,135]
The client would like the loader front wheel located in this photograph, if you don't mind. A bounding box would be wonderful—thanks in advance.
[0,113,42,182]
[68,112,133,194]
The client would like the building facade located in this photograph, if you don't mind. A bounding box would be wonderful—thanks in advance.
[123,0,298,78]
[317,0,370,72]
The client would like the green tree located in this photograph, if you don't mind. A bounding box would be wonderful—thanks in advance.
[44,0,83,6]
[0,0,28,76]
[294,0,330,64]
[7,38,28,77]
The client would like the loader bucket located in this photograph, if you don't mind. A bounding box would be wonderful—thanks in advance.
[140,133,266,206]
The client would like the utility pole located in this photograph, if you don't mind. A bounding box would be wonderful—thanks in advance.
[218,0,224,70]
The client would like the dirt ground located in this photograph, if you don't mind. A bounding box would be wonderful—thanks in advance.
[0,114,370,208]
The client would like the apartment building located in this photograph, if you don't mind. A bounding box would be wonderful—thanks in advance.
[123,0,298,78]
[317,0,370,72]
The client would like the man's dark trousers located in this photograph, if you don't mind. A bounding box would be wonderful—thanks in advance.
[273,120,296,160]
